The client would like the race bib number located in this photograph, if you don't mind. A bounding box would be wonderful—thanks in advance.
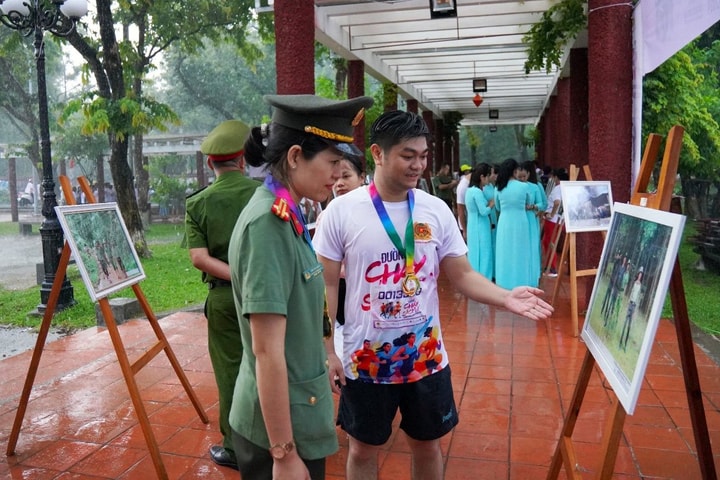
[369,284,426,329]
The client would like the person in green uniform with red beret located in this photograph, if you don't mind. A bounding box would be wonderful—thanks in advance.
[185,119,261,470]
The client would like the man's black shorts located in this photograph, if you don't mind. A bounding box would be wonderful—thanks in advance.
[336,366,458,445]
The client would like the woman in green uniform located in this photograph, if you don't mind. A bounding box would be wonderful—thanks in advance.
[228,94,374,480]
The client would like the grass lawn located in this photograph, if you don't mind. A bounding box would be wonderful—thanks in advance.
[661,220,720,334]
[0,222,206,330]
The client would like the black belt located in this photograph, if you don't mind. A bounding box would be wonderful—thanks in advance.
[208,279,232,289]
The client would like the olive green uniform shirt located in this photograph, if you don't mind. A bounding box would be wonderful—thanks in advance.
[228,186,338,460]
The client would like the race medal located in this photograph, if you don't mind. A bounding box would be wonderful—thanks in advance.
[402,273,421,296]
[368,182,421,296]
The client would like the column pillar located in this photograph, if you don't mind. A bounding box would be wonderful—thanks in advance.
[570,48,589,170]
[434,119,444,174]
[406,99,418,113]
[348,60,367,159]
[535,115,545,167]
[555,78,572,171]
[581,0,633,302]
[274,0,314,94]
[423,110,436,193]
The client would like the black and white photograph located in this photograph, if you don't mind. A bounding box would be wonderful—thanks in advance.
[561,181,613,232]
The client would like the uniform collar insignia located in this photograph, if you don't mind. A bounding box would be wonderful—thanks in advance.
[271,197,291,221]
[288,210,304,237]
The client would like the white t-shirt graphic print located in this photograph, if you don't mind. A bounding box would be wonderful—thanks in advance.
[314,186,466,384]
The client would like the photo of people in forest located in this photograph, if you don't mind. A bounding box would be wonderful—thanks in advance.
[582,202,685,414]
[55,203,145,302]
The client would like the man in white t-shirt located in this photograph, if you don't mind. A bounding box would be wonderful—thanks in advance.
[314,110,553,480]
[455,163,472,239]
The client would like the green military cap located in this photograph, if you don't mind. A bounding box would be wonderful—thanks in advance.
[200,119,251,162]
[264,94,374,156]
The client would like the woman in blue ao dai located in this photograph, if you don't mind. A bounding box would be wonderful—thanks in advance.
[465,164,495,279]
[482,164,498,262]
[494,158,535,289]
[519,161,547,286]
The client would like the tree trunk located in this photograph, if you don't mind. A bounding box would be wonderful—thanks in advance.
[109,134,150,257]
[133,134,150,226]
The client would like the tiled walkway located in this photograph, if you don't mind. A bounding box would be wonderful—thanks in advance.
[1,275,719,479]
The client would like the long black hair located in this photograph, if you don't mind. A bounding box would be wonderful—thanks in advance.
[520,161,539,184]
[496,158,518,191]
[469,163,491,188]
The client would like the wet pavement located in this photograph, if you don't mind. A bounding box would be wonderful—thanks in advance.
[0,213,65,358]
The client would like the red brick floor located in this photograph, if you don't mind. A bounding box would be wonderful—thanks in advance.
[1,275,720,479]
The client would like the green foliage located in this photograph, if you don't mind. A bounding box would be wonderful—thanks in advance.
[161,39,277,132]
[458,125,530,165]
[442,111,464,139]
[62,93,180,141]
[661,221,720,334]
[382,82,398,108]
[149,155,193,213]
[522,0,586,73]
[642,43,720,181]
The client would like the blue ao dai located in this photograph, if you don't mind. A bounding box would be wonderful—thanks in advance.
[465,186,493,279]
[525,181,547,285]
[495,179,535,289]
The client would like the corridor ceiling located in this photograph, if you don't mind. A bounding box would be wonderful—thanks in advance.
[315,0,582,127]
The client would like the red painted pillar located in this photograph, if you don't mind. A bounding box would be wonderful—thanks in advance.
[406,99,418,113]
[423,110,436,191]
[581,0,633,302]
[452,131,460,173]
[555,78,572,171]
[545,99,557,168]
[435,119,444,173]
[535,115,545,167]
[570,48,589,171]
[348,60,367,157]
[274,0,314,94]
[588,0,633,199]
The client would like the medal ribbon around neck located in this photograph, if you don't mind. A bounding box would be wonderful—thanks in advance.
[265,175,314,251]
[368,182,421,296]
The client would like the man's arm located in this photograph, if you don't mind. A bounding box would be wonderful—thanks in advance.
[317,254,344,393]
[189,247,231,280]
[440,255,553,321]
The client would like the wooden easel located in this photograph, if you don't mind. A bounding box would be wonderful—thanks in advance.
[6,175,208,480]
[547,125,716,480]
[548,164,606,336]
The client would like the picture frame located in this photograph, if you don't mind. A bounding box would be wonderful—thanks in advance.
[581,202,685,414]
[55,203,146,302]
[561,181,614,232]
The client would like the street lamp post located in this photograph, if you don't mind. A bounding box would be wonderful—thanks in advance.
[0,0,87,311]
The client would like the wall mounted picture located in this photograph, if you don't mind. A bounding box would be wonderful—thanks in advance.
[55,203,145,302]
[581,202,685,414]
[561,181,614,232]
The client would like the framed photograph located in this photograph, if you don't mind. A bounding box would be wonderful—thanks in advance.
[561,181,614,232]
[55,203,145,302]
[581,202,685,414]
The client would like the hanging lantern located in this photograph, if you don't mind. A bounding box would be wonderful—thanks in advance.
[473,93,483,107]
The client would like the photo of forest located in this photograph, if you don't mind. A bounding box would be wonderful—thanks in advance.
[582,203,685,414]
[56,203,145,301]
